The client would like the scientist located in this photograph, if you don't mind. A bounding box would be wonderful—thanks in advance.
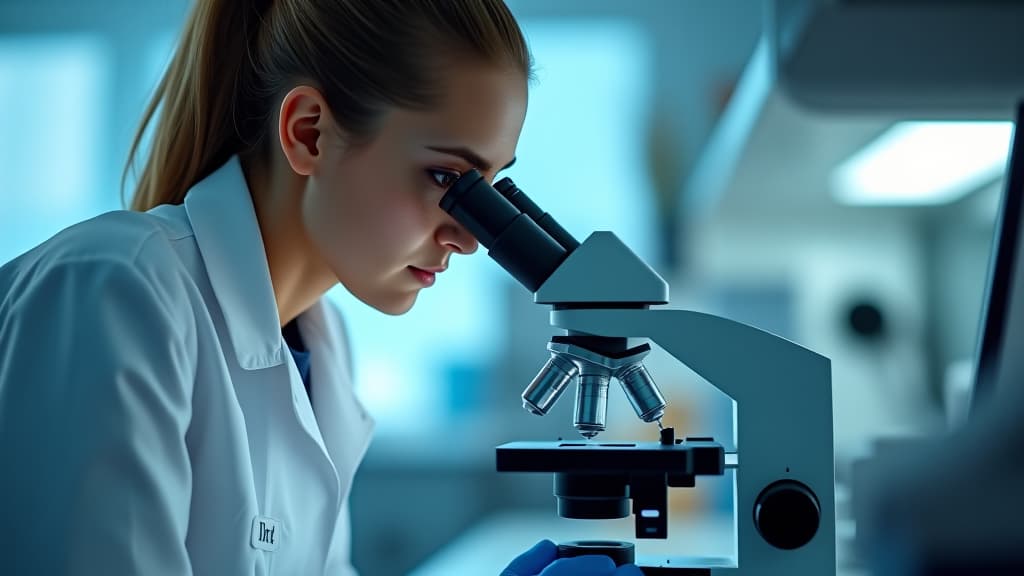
[0,0,639,574]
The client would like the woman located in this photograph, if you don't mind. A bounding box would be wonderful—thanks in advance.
[0,0,640,574]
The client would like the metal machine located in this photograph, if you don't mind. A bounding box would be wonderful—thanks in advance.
[440,171,836,575]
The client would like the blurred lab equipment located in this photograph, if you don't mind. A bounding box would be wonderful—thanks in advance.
[440,171,836,574]
[852,101,1024,575]
[774,0,1024,114]
[969,102,1024,419]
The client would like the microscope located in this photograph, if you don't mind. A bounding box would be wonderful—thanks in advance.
[440,171,836,575]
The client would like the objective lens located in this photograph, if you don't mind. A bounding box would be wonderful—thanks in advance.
[574,367,611,438]
[522,353,579,415]
[617,362,667,423]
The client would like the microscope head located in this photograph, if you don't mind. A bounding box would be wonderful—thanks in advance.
[440,170,670,439]
[439,169,668,303]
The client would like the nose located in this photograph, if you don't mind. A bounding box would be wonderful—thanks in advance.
[437,216,480,255]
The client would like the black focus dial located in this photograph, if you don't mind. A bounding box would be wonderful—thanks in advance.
[754,479,821,550]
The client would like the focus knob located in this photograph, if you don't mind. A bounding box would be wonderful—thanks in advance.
[754,480,820,550]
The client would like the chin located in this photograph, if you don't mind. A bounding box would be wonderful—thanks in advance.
[338,278,419,315]
[370,292,418,316]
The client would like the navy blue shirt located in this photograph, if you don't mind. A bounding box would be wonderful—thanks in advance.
[282,319,311,398]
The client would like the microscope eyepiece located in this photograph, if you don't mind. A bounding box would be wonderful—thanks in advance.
[439,170,519,248]
[493,177,580,252]
[440,170,570,293]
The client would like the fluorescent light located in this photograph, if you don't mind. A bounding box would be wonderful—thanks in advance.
[831,122,1014,206]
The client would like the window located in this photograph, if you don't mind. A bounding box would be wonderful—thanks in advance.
[0,36,110,265]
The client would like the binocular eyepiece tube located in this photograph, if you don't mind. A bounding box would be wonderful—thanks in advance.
[439,170,578,293]
[493,177,580,252]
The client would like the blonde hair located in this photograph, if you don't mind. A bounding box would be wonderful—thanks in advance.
[123,0,532,211]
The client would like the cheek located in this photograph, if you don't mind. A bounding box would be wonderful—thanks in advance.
[302,168,432,273]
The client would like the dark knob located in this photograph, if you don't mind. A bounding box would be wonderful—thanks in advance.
[557,541,635,566]
[754,480,821,550]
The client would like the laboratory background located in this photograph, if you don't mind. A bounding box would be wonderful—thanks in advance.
[1,0,1019,574]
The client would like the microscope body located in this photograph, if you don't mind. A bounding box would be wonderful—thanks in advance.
[532,232,836,574]
[440,172,836,575]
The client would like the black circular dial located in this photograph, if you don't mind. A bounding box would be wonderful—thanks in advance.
[754,479,821,550]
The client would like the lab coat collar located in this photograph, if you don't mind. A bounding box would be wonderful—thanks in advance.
[184,157,285,370]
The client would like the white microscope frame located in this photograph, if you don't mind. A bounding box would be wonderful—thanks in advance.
[535,232,837,575]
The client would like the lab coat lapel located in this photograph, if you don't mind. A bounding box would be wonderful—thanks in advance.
[183,158,339,487]
[183,156,373,504]
[183,157,284,370]
[299,299,375,500]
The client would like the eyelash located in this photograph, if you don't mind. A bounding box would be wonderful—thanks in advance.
[427,168,461,190]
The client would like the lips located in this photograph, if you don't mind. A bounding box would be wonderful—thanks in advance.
[408,266,438,286]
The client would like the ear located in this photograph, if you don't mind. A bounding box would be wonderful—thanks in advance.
[278,85,334,177]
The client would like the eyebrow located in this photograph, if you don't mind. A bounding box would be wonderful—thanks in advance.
[426,145,517,173]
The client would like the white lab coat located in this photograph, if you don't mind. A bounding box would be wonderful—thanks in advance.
[0,157,375,575]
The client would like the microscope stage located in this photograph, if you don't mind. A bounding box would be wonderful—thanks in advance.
[496,439,724,477]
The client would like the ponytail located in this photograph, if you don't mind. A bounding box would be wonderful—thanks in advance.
[123,0,532,212]
[123,0,267,211]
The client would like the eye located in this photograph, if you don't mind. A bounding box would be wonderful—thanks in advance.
[427,168,461,190]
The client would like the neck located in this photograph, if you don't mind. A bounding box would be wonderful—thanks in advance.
[240,151,336,327]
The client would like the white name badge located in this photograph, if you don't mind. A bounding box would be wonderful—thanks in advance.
[251,516,281,552]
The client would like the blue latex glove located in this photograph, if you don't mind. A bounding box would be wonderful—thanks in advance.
[502,540,644,576]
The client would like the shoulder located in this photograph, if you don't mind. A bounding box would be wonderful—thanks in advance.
[53,208,189,267]
[2,208,198,318]
[6,208,188,266]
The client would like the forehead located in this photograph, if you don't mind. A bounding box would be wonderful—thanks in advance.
[390,63,527,170]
